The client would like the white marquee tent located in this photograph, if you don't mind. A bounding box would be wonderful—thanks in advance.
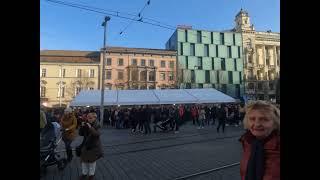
[70,88,236,107]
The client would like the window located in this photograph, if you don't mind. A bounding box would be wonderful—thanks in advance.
[76,69,82,78]
[106,58,112,66]
[106,70,112,80]
[238,46,241,58]
[197,57,202,69]
[220,33,224,45]
[248,83,254,89]
[191,70,195,83]
[212,58,215,70]
[205,70,210,83]
[266,57,270,66]
[190,43,195,56]
[204,44,209,56]
[118,71,123,80]
[235,84,240,98]
[118,58,124,66]
[160,73,165,81]
[89,87,94,90]
[161,61,166,68]
[269,82,274,90]
[185,30,188,42]
[41,68,46,77]
[149,71,155,81]
[40,86,46,97]
[140,71,147,81]
[131,59,137,66]
[216,71,220,84]
[211,32,214,44]
[221,58,226,70]
[169,72,174,81]
[227,46,232,58]
[180,42,183,55]
[186,56,189,68]
[58,87,65,98]
[131,69,139,81]
[258,83,263,90]
[75,87,81,95]
[239,72,242,84]
[59,69,66,78]
[216,45,219,57]
[228,71,233,84]
[198,83,203,88]
[197,31,202,43]
[141,59,146,66]
[170,61,174,68]
[89,69,95,78]
[234,59,237,71]
[221,84,227,93]
[149,60,154,67]
[233,34,236,45]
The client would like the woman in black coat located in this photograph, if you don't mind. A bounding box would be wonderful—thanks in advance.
[78,112,103,180]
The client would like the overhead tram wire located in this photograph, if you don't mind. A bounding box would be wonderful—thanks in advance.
[46,0,236,42]
[46,0,175,30]
[119,0,151,35]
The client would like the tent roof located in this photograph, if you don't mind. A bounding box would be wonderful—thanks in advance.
[70,88,236,107]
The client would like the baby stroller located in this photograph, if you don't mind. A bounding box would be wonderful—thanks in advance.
[153,118,174,133]
[40,122,67,177]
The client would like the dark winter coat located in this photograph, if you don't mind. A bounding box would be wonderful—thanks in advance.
[79,121,103,163]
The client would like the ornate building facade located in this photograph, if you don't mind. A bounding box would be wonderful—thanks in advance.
[234,9,280,101]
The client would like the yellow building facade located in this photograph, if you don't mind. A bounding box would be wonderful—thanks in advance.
[40,50,100,107]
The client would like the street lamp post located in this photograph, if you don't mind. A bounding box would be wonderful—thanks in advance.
[100,16,111,127]
[59,64,63,107]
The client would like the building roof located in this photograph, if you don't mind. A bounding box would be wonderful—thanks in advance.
[236,8,249,17]
[40,50,100,57]
[40,47,177,64]
[40,50,100,63]
[102,46,177,56]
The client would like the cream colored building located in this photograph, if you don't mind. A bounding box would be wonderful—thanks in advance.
[234,9,280,101]
[40,50,100,107]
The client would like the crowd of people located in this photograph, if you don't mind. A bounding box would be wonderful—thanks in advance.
[68,103,246,134]
[40,101,280,180]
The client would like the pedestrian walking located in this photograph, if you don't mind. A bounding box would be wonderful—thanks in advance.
[198,107,205,129]
[60,107,77,162]
[217,104,227,133]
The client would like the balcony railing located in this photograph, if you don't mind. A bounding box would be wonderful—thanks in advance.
[268,65,275,69]
[257,64,264,69]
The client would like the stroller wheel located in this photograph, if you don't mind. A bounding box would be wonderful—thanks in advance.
[57,158,67,170]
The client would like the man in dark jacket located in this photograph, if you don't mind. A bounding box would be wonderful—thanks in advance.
[143,106,152,134]
[217,104,227,133]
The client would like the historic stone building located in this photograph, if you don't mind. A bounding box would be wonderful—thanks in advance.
[234,9,280,101]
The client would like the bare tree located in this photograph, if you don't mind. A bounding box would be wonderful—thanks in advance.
[66,75,95,98]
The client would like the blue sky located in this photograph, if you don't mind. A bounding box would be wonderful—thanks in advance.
[40,0,280,51]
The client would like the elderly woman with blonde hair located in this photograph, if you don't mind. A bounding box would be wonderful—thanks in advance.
[239,101,280,180]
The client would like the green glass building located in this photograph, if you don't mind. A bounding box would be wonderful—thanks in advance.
[166,28,244,99]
